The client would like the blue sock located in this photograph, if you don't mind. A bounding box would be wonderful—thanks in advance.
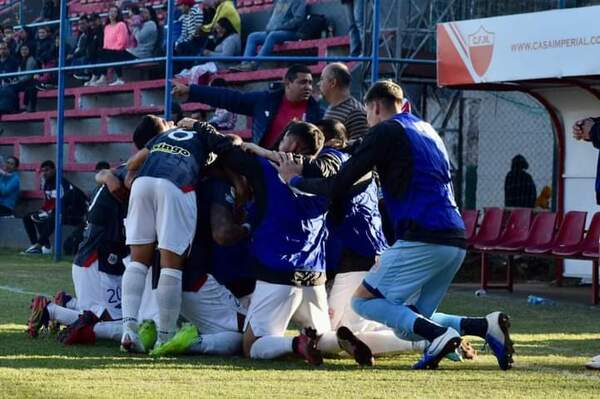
[352,297,420,340]
[430,312,463,333]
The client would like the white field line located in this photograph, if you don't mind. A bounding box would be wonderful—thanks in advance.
[0,285,48,297]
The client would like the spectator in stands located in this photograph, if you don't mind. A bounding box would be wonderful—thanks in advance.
[207,78,236,130]
[33,26,57,89]
[125,6,159,60]
[14,28,36,58]
[174,0,204,57]
[8,44,39,112]
[3,26,17,56]
[504,154,537,208]
[34,0,60,23]
[319,62,368,140]
[343,0,364,56]
[88,5,130,87]
[232,0,306,72]
[95,161,111,172]
[172,64,323,147]
[21,160,88,255]
[199,0,240,35]
[84,13,105,85]
[0,156,19,218]
[0,41,17,86]
[70,16,93,80]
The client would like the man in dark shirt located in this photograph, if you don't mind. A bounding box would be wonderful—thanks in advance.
[278,80,515,371]
[0,41,18,86]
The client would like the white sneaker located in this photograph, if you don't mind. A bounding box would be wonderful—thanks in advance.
[120,330,145,353]
[109,78,125,86]
[21,244,41,255]
[90,75,107,87]
[41,246,52,255]
[84,75,97,86]
[413,327,461,369]
[485,311,515,370]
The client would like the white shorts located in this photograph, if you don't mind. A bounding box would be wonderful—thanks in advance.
[125,176,197,255]
[72,261,123,320]
[328,271,385,332]
[244,280,331,337]
[181,274,244,334]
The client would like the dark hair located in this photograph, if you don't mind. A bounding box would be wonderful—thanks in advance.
[216,17,236,38]
[315,119,347,148]
[95,161,110,171]
[145,6,159,26]
[284,64,312,83]
[105,5,125,26]
[171,102,184,124]
[41,160,55,169]
[364,80,404,108]
[89,13,100,21]
[7,156,19,168]
[129,5,141,15]
[17,44,33,69]
[283,121,324,156]
[78,15,89,22]
[133,115,163,149]
[209,77,227,87]
[4,25,13,32]
[326,63,351,88]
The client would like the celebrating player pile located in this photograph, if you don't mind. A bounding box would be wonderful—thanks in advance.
[27,78,513,371]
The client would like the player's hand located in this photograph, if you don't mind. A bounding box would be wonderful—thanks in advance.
[105,174,128,203]
[573,118,594,141]
[172,82,190,102]
[177,117,197,130]
[275,153,303,184]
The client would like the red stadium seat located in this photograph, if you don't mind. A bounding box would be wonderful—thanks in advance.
[496,211,558,252]
[471,207,504,250]
[461,209,479,247]
[555,212,600,257]
[525,211,587,255]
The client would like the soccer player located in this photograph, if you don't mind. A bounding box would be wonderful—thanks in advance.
[26,119,160,341]
[119,116,236,353]
[278,80,514,370]
[179,118,340,364]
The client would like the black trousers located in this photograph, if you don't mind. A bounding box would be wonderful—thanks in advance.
[22,211,54,247]
[0,204,13,217]
[98,49,136,78]
[8,79,37,112]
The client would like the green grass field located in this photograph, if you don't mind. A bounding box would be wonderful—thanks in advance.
[1,250,600,398]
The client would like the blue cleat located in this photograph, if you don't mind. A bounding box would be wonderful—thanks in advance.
[485,312,514,370]
[413,328,462,370]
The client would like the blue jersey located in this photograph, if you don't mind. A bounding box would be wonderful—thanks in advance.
[250,158,329,283]
[138,128,213,192]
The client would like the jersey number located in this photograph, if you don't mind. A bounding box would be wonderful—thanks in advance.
[107,287,122,304]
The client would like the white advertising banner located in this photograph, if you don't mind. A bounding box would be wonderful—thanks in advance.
[437,6,600,86]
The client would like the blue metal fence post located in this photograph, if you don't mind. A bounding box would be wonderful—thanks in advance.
[370,0,380,84]
[53,0,68,261]
[19,0,24,25]
[164,0,175,120]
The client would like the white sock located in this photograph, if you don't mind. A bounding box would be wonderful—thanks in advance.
[93,321,123,341]
[156,268,183,343]
[46,303,80,325]
[188,332,243,356]
[121,261,149,332]
[65,298,78,310]
[357,330,426,355]
[317,331,341,354]
[249,336,294,359]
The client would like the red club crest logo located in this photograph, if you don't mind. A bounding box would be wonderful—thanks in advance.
[468,26,495,77]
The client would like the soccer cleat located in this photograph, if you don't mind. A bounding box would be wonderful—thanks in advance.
[138,320,158,353]
[413,328,462,370]
[53,290,73,307]
[58,311,99,345]
[585,354,600,370]
[149,323,198,357]
[41,246,52,255]
[336,326,374,366]
[21,245,42,255]
[293,327,323,366]
[120,330,146,354]
[26,296,50,337]
[485,312,515,371]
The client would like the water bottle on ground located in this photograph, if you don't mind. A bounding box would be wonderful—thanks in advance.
[527,295,557,305]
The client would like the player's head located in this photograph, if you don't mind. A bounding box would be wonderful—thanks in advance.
[364,80,404,127]
[314,119,348,149]
[40,160,55,180]
[284,64,313,103]
[133,115,172,149]
[278,121,324,156]
[95,161,110,171]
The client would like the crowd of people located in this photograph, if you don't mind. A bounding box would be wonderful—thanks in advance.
[21,64,515,371]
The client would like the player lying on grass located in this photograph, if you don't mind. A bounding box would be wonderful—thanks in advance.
[277,80,514,370]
